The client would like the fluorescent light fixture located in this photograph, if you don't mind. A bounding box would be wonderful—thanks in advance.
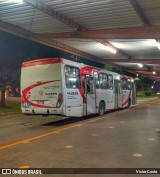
[147,40,160,50]
[153,71,156,75]
[9,0,23,3]
[69,78,77,81]
[137,63,143,68]
[110,42,127,49]
[97,43,117,54]
[156,42,160,50]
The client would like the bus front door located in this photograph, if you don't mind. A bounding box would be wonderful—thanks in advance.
[83,76,96,115]
[114,80,122,109]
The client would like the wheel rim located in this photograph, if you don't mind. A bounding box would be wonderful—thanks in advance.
[99,103,104,115]
[100,107,103,115]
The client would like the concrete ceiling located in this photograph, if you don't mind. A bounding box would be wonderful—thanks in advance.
[1,0,160,80]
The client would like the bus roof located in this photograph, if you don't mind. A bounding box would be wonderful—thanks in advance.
[22,58,63,67]
[120,74,133,79]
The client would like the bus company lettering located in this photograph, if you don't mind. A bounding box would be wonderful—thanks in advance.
[43,86,59,89]
[45,93,57,96]
[67,92,78,95]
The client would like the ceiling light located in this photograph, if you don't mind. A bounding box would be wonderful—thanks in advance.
[136,74,139,76]
[137,63,143,68]
[9,0,23,3]
[156,43,160,50]
[153,71,156,75]
[146,40,160,50]
[97,43,117,54]
[111,42,127,49]
[107,47,117,54]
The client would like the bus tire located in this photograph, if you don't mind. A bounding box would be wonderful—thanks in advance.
[98,101,105,116]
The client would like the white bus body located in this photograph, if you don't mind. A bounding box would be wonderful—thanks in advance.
[21,58,136,117]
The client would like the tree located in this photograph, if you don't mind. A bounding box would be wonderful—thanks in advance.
[103,64,113,71]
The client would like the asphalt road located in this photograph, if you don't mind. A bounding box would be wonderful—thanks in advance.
[0,97,160,177]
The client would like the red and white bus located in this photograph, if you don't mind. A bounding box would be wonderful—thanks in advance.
[21,58,136,117]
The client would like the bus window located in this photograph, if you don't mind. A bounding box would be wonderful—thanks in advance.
[118,81,122,94]
[65,66,80,89]
[93,72,99,89]
[108,75,113,90]
[114,79,121,94]
[87,77,94,94]
[99,73,108,89]
[82,77,86,94]
[122,78,131,90]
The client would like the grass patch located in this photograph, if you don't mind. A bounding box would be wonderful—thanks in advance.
[0,105,21,114]
[137,94,157,100]
[0,98,21,114]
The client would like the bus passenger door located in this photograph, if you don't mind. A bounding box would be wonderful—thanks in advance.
[114,80,122,109]
[83,76,96,115]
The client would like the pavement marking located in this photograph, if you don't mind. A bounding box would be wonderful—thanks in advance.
[65,145,73,149]
[76,124,82,127]
[148,138,155,141]
[0,120,92,150]
[19,166,29,169]
[108,127,114,129]
[120,121,126,124]
[91,134,98,136]
[22,141,30,144]
[132,153,143,158]
[0,102,156,151]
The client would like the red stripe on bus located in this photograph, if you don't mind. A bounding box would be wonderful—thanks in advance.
[22,80,60,108]
[79,88,86,104]
[80,66,99,76]
[122,91,131,106]
[22,58,62,67]
[106,108,115,111]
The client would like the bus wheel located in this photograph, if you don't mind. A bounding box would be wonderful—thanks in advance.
[98,101,105,116]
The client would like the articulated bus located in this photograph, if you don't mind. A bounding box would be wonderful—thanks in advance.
[21,58,136,117]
